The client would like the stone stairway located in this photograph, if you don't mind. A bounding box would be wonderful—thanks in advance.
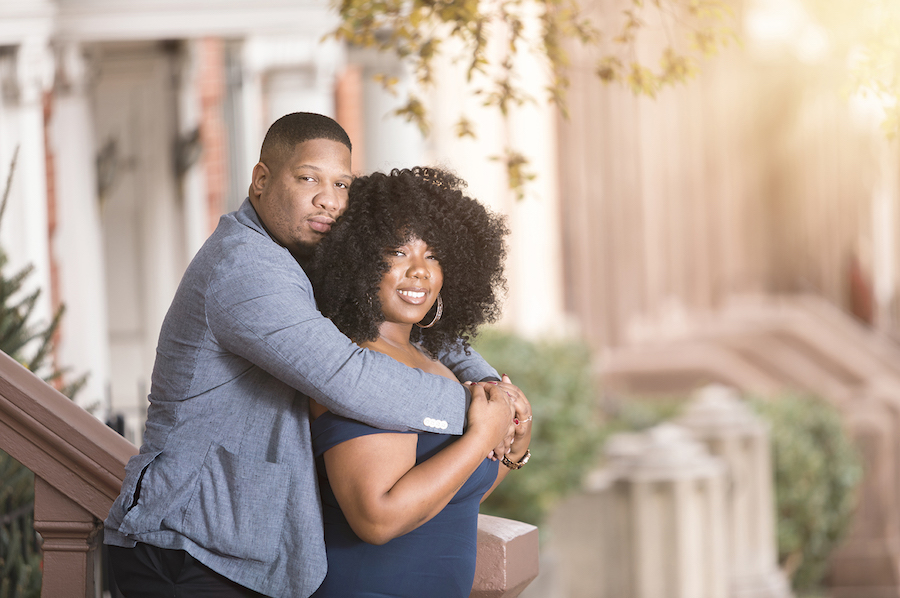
[600,294,900,598]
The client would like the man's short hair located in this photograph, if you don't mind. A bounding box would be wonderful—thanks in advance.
[259,112,352,170]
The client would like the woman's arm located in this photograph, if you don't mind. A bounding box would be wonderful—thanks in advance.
[316,383,513,545]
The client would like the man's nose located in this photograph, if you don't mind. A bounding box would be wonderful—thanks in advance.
[313,184,343,213]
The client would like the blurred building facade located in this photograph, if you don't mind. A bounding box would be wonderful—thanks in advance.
[5,0,900,593]
[2,0,353,443]
[550,0,900,595]
[0,0,565,445]
[558,0,900,352]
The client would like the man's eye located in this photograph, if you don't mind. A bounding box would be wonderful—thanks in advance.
[336,182,349,189]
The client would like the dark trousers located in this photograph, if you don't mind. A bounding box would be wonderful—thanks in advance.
[108,543,267,598]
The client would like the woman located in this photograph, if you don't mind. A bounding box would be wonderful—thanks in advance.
[308,167,533,597]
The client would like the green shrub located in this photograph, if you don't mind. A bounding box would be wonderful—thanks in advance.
[750,394,862,592]
[595,393,686,445]
[468,325,861,594]
[473,329,604,526]
[0,151,85,598]
[0,453,40,598]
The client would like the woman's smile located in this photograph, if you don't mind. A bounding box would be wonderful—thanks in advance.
[397,288,428,304]
[377,236,443,325]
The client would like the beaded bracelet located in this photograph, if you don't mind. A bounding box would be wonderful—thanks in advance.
[501,449,531,470]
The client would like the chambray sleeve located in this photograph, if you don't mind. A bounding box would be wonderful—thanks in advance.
[205,243,469,434]
[437,343,499,383]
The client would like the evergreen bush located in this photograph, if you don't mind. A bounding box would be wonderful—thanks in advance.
[0,150,84,598]
[0,454,41,598]
[750,393,862,592]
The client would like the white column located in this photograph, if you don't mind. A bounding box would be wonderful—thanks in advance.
[50,42,112,416]
[6,38,54,359]
[242,33,346,153]
[504,6,566,340]
[677,385,793,598]
[240,38,265,184]
[594,424,729,598]
[357,52,425,173]
[177,39,208,258]
[426,9,568,340]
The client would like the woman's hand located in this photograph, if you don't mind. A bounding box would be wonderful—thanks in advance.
[465,382,516,457]
[473,376,532,459]
[498,374,532,447]
[480,375,533,500]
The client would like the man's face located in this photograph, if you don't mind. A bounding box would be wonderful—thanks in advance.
[251,138,352,260]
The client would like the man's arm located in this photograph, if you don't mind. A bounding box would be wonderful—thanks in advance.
[437,342,499,383]
[206,245,469,434]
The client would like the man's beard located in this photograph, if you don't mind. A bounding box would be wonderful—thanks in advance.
[290,240,318,267]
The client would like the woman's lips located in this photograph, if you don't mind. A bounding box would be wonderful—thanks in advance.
[397,288,428,305]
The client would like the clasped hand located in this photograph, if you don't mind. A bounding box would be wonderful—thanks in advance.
[465,376,533,460]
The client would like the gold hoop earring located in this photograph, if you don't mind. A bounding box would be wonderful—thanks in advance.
[417,294,443,328]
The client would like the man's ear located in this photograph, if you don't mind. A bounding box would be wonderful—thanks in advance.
[250,162,269,198]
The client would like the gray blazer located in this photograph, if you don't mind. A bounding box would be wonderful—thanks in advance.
[104,199,497,597]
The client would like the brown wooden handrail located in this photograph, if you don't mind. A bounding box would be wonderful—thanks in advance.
[0,349,538,597]
[0,349,137,596]
[0,350,136,518]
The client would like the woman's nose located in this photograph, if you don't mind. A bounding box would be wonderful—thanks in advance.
[408,259,430,280]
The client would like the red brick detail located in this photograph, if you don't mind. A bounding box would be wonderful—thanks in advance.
[335,65,365,174]
[198,38,229,235]
[43,90,63,390]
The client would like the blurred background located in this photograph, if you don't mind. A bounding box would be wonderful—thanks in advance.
[1,0,899,596]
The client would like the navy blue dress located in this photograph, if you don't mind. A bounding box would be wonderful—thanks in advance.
[309,412,499,597]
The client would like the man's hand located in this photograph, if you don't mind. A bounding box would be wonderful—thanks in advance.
[482,382,517,460]
[465,382,516,460]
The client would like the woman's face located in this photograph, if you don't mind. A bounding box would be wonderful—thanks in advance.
[377,236,443,325]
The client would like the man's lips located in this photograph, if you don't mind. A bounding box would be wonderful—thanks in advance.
[308,216,336,233]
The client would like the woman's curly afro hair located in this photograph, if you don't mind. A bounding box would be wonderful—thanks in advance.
[311,166,508,356]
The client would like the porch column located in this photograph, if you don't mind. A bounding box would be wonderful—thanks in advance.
[594,424,729,598]
[471,514,540,598]
[33,476,103,598]
[50,42,111,418]
[10,38,54,327]
[677,385,792,598]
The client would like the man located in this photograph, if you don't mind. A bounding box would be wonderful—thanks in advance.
[105,113,513,597]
